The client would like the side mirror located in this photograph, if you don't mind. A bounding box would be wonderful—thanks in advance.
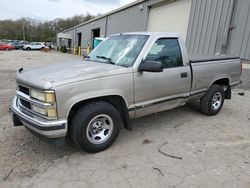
[138,60,163,72]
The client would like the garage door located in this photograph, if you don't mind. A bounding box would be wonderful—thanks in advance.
[147,0,192,42]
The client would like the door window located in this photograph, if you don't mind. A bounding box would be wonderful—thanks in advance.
[145,38,183,68]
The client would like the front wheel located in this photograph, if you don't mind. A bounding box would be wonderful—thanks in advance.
[200,84,225,116]
[70,101,122,153]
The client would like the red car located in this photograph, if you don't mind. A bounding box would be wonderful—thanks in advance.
[0,43,15,50]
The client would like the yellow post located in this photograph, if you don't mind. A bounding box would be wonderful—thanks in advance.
[78,46,81,56]
[75,47,77,55]
[86,42,91,55]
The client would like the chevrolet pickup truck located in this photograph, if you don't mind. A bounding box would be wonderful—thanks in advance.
[11,32,242,152]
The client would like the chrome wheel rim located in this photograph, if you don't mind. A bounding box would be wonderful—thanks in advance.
[212,92,222,110]
[86,114,114,144]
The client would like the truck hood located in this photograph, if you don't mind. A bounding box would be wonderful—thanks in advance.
[16,61,131,89]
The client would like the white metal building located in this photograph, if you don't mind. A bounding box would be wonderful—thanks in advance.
[58,0,250,60]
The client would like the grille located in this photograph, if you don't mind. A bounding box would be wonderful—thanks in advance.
[19,85,29,95]
[20,99,31,109]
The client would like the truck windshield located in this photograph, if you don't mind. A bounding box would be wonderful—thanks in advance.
[87,35,149,67]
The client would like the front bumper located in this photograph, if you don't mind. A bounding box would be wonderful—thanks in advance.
[11,96,67,138]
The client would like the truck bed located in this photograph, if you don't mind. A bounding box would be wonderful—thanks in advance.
[189,55,240,63]
[189,55,241,95]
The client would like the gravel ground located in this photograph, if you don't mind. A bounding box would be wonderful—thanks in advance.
[0,50,249,188]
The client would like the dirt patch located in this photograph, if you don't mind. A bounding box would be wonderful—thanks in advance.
[0,51,81,186]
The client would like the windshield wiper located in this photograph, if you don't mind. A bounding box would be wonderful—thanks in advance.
[96,56,115,64]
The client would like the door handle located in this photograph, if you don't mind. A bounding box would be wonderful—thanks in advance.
[181,72,188,78]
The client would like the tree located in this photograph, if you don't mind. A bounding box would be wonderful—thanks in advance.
[0,13,97,42]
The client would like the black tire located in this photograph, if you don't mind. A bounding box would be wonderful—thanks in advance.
[70,101,122,153]
[41,47,45,50]
[200,84,225,116]
[27,47,31,50]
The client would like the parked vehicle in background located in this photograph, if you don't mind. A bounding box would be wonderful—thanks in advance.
[46,42,54,49]
[0,43,15,50]
[20,41,30,45]
[22,42,45,50]
[11,32,242,153]
[10,41,23,49]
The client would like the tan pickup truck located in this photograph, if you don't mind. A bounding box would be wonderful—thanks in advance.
[12,32,242,152]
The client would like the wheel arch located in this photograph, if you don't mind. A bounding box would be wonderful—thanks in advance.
[67,95,132,132]
[210,77,231,99]
[212,78,230,86]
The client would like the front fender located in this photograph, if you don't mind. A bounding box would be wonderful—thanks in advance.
[54,75,134,119]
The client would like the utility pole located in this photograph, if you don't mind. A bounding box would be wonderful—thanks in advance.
[22,18,26,42]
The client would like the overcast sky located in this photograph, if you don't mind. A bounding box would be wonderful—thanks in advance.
[0,0,136,21]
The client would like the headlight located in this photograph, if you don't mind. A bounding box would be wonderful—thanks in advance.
[30,89,57,118]
[30,89,55,103]
[31,105,46,116]
[31,105,57,117]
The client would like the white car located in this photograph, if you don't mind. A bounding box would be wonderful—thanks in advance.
[22,42,45,50]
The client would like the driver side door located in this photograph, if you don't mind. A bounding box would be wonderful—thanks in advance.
[133,37,191,117]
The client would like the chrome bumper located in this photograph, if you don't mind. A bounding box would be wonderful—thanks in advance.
[11,96,67,138]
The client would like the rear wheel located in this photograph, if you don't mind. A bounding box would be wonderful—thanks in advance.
[27,47,31,50]
[200,84,225,116]
[70,101,122,153]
